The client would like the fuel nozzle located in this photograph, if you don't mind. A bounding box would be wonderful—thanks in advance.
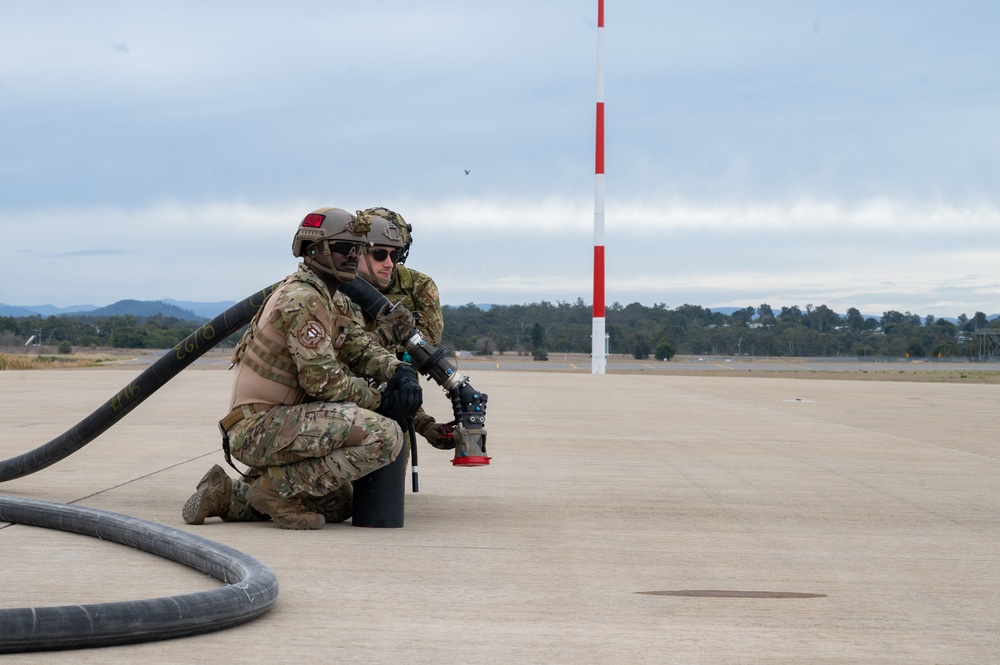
[340,276,493,471]
[403,329,464,390]
[448,380,490,466]
[402,330,490,466]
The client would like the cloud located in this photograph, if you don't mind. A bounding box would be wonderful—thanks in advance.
[1,2,999,321]
[54,248,129,258]
[3,195,999,316]
[611,199,1000,235]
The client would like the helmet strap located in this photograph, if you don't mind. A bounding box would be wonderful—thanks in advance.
[361,252,393,290]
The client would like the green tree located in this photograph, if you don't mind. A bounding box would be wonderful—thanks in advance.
[530,322,547,361]
[730,306,755,327]
[906,339,926,358]
[846,307,865,331]
[632,332,651,360]
[655,340,676,361]
[778,306,803,325]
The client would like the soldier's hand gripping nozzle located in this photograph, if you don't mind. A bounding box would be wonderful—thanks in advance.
[342,278,490,467]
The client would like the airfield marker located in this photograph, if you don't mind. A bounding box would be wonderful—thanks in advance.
[592,0,607,375]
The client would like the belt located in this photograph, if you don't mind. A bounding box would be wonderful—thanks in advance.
[219,403,272,434]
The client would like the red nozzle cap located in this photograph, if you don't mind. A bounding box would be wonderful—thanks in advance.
[452,455,491,466]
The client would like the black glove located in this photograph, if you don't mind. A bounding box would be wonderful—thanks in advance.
[376,364,423,426]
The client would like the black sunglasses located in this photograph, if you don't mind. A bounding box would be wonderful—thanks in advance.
[328,241,364,256]
[369,247,401,263]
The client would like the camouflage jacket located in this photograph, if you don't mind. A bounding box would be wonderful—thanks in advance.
[346,265,445,439]
[231,264,401,410]
[382,265,443,345]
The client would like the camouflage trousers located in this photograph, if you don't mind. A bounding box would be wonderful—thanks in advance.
[223,401,403,521]
[226,476,356,522]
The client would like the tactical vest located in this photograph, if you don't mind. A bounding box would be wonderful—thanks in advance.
[231,267,335,393]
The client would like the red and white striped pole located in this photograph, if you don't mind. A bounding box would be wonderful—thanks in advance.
[592,0,607,374]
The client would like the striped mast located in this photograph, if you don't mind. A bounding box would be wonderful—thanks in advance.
[592,0,607,374]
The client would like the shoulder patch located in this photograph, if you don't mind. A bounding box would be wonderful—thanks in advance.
[296,319,326,349]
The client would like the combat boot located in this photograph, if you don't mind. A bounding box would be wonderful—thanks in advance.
[246,472,325,530]
[182,464,233,525]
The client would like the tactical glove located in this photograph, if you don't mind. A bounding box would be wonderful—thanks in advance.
[376,364,423,426]
[422,420,456,450]
[375,302,416,348]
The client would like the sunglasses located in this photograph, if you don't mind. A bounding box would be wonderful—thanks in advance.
[368,247,401,263]
[328,241,364,256]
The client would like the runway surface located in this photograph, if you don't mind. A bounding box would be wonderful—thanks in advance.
[1,366,998,663]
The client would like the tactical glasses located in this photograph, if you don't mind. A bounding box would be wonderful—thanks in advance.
[328,241,365,256]
[368,247,401,263]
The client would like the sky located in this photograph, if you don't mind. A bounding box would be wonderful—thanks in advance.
[2,1,999,318]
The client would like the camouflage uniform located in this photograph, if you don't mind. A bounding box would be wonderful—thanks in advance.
[348,263,453,448]
[222,264,404,522]
[383,264,444,345]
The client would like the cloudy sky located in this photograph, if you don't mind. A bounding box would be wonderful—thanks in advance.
[2,1,999,318]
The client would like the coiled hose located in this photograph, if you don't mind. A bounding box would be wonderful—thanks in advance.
[0,284,278,652]
[0,496,279,653]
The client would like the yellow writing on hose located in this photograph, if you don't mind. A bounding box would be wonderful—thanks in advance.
[174,323,217,361]
[109,383,141,412]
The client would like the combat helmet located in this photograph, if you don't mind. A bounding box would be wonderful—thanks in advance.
[357,208,406,289]
[292,207,372,284]
[362,206,412,264]
[361,208,406,250]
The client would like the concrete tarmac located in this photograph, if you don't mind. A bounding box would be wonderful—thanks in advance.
[1,366,998,663]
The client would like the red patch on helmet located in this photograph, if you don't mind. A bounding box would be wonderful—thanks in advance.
[301,213,325,228]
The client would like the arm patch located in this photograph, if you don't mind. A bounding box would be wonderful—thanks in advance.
[296,319,326,349]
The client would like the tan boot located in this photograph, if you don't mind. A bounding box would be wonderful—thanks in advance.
[246,471,325,530]
[182,464,232,525]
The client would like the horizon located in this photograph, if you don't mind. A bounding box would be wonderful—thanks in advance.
[3,294,997,323]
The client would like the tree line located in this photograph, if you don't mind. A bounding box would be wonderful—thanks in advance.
[2,300,997,360]
[439,300,998,360]
[0,313,206,351]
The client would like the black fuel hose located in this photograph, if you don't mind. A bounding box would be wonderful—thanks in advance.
[0,283,277,483]
[0,495,278,653]
[0,283,279,651]
[341,277,393,324]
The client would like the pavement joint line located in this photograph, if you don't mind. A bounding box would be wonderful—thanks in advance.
[68,450,218,505]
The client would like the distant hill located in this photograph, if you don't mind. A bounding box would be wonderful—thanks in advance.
[161,299,237,319]
[0,300,203,322]
[0,304,41,317]
[0,303,97,317]
[0,298,230,321]
[84,300,205,322]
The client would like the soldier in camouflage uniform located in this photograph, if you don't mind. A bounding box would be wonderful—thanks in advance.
[182,207,422,530]
[354,207,455,452]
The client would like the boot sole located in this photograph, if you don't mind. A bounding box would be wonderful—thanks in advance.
[182,465,232,525]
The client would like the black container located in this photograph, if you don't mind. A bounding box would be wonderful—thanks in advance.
[352,442,406,528]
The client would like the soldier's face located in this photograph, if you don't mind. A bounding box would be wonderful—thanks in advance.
[329,243,360,275]
[359,244,396,290]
